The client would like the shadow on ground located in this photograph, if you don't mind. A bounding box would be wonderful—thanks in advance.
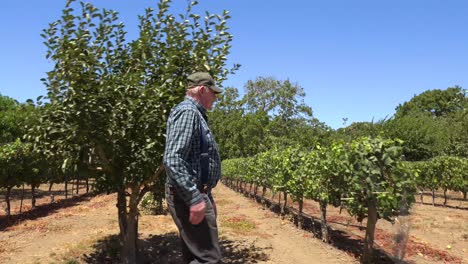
[0,193,94,231]
[82,233,270,264]
[417,201,468,210]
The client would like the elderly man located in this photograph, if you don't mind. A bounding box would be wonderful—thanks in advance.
[163,72,222,264]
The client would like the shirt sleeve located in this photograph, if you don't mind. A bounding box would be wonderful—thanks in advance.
[163,108,203,206]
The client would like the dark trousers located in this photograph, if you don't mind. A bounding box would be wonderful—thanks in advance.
[166,185,221,264]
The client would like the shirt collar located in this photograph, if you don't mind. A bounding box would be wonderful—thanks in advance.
[185,96,208,119]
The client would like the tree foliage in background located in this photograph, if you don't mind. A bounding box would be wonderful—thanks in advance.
[243,77,312,118]
[384,86,467,160]
[209,77,332,159]
[209,87,270,159]
[383,113,449,161]
[30,0,238,262]
[0,95,35,145]
[0,140,39,216]
[334,121,384,143]
[395,86,467,118]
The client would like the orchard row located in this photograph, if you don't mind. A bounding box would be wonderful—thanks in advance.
[221,136,467,263]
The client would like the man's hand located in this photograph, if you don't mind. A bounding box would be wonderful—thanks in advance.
[189,199,206,225]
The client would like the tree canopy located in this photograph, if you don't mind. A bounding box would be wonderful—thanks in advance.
[29,0,238,262]
[395,86,467,118]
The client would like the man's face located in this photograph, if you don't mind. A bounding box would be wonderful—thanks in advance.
[200,86,219,110]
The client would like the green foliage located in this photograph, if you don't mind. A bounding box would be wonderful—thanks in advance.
[223,135,419,223]
[385,87,467,160]
[430,156,467,193]
[0,140,46,198]
[344,137,416,222]
[276,147,303,201]
[210,93,270,159]
[243,77,312,119]
[444,111,468,158]
[410,156,467,203]
[243,76,319,150]
[32,0,238,188]
[252,151,275,189]
[0,95,35,145]
[395,86,467,118]
[210,77,331,160]
[31,0,239,260]
[334,121,384,143]
[302,143,348,206]
[222,158,247,182]
[383,113,449,161]
[138,192,160,214]
[0,140,26,190]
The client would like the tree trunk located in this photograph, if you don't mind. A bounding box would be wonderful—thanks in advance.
[117,188,128,241]
[6,186,12,217]
[278,190,281,211]
[86,177,90,193]
[20,184,25,214]
[443,188,448,206]
[65,179,68,199]
[31,184,37,209]
[431,189,435,206]
[420,189,424,204]
[76,178,80,194]
[249,182,253,197]
[261,186,267,200]
[121,190,140,264]
[281,192,287,216]
[49,182,55,203]
[298,197,304,230]
[362,198,378,264]
[464,191,467,200]
[319,200,328,243]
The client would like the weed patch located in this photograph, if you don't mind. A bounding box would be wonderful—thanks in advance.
[222,216,256,234]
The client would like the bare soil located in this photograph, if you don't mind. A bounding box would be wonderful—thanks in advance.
[234,183,468,264]
[0,183,466,264]
[0,183,356,264]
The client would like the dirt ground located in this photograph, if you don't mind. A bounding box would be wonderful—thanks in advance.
[240,184,468,264]
[0,183,357,264]
[307,192,468,264]
[0,183,466,264]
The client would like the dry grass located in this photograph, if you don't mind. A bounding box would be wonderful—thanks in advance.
[222,216,256,235]
[215,198,233,207]
[49,235,111,264]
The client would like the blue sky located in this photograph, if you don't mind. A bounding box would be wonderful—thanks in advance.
[1,0,467,129]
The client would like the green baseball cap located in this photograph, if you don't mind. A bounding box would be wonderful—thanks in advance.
[187,72,222,93]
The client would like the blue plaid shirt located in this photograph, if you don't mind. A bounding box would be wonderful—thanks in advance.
[163,97,221,206]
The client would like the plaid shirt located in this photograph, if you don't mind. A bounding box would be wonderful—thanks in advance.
[163,97,221,206]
